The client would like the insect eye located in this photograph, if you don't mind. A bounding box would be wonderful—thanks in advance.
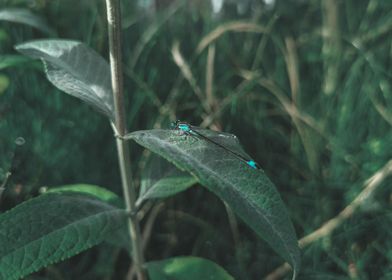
[170,120,181,129]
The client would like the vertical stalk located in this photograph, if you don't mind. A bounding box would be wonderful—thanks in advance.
[105,0,145,279]
[322,0,341,96]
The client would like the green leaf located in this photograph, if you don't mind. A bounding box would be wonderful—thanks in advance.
[15,40,115,121]
[0,55,34,70]
[45,183,120,205]
[0,74,10,95]
[0,192,128,280]
[146,256,234,280]
[43,185,128,250]
[137,155,197,206]
[128,129,301,278]
[0,8,56,36]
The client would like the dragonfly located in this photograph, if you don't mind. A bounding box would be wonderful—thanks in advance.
[171,120,260,170]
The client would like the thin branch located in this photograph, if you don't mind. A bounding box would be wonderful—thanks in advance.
[127,203,165,280]
[105,0,145,279]
[283,36,319,173]
[265,159,392,280]
[196,21,266,54]
[171,41,206,107]
[205,44,216,114]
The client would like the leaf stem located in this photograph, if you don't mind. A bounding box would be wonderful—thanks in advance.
[105,0,145,279]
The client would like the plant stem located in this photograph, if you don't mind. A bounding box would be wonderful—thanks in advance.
[105,0,145,279]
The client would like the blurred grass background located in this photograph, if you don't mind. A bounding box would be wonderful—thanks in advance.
[1,0,392,279]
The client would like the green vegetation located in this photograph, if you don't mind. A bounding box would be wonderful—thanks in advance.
[1,0,391,279]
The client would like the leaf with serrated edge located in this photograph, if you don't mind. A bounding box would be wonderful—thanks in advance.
[128,129,300,278]
[44,184,129,250]
[15,40,114,121]
[0,193,127,280]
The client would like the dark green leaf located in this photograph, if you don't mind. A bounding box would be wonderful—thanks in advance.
[0,55,34,70]
[44,184,129,250]
[137,155,197,206]
[128,129,300,278]
[15,40,115,121]
[146,256,234,280]
[45,183,120,205]
[0,8,56,36]
[0,192,128,280]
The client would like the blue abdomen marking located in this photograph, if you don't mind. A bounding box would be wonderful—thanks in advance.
[247,160,258,169]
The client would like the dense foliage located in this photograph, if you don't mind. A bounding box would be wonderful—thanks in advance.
[1,0,391,279]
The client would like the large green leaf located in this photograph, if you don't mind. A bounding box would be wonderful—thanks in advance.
[128,128,301,278]
[137,155,197,206]
[15,40,115,121]
[44,184,129,250]
[0,192,128,280]
[146,256,234,280]
[0,8,56,36]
